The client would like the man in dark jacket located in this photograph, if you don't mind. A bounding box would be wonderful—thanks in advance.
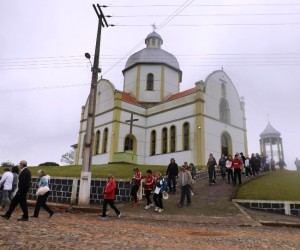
[166,158,178,194]
[1,160,31,221]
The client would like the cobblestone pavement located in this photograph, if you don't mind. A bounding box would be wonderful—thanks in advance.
[0,208,300,250]
[1,173,300,249]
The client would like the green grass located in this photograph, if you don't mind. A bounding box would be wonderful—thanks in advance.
[235,170,300,201]
[28,164,167,179]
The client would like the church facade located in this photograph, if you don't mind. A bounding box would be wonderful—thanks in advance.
[74,31,248,167]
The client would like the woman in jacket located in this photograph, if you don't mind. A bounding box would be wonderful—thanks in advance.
[101,174,121,219]
[32,170,54,218]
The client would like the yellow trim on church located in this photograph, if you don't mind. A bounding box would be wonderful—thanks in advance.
[161,65,165,101]
[195,82,205,166]
[109,92,122,162]
[136,65,141,101]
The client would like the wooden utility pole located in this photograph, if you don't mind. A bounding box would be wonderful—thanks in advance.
[79,4,109,206]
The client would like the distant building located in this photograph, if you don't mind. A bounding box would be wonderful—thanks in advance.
[260,121,284,163]
[74,31,248,166]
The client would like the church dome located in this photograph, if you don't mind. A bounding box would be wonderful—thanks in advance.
[124,31,181,72]
[260,121,281,139]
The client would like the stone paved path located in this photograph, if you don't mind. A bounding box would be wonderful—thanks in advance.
[1,173,300,249]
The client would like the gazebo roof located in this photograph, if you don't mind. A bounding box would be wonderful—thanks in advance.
[260,121,281,139]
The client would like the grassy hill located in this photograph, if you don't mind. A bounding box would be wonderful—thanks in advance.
[235,170,300,201]
[27,164,167,179]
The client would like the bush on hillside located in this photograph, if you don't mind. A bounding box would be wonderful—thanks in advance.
[38,162,60,167]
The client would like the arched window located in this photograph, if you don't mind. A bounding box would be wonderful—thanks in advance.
[150,130,156,156]
[124,136,133,151]
[183,122,190,150]
[170,126,176,152]
[219,98,230,123]
[221,83,227,98]
[147,73,154,91]
[162,127,168,154]
[102,128,108,153]
[95,130,100,155]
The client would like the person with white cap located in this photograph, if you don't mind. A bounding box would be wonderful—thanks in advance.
[1,160,31,221]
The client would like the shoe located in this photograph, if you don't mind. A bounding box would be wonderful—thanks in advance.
[144,205,150,210]
[17,217,28,221]
[177,204,182,207]
[30,215,38,218]
[158,208,164,213]
[117,213,121,219]
[49,211,54,218]
[191,192,194,196]
[154,207,159,212]
[100,216,107,220]
[0,214,9,220]
[133,202,138,207]
[149,203,154,207]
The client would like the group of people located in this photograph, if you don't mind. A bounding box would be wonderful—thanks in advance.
[208,152,283,187]
[0,160,54,221]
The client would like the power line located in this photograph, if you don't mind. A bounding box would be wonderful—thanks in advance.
[113,13,300,17]
[103,3,300,7]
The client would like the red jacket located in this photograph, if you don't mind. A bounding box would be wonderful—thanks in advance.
[104,180,116,200]
[134,172,142,187]
[144,175,155,190]
[232,158,243,169]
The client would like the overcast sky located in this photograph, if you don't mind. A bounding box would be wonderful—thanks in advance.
[0,0,299,169]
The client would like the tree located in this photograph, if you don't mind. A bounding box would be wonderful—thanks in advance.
[1,161,14,167]
[39,162,60,167]
[61,150,75,165]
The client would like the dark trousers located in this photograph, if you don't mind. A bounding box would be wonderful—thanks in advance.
[145,190,152,205]
[179,185,191,205]
[5,190,28,219]
[130,185,139,202]
[252,166,259,176]
[208,166,215,183]
[245,167,253,177]
[221,166,226,179]
[153,192,163,209]
[33,191,53,217]
[101,199,120,217]
[233,168,242,185]
[168,176,177,193]
[227,169,233,183]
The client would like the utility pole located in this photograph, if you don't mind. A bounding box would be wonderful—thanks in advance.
[79,4,109,206]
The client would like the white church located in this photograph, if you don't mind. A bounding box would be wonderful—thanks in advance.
[74,31,248,167]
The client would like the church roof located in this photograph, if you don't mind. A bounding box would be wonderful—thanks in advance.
[260,121,281,139]
[123,31,181,72]
[122,92,140,106]
[164,87,197,102]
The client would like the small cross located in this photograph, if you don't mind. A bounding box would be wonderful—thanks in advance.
[125,113,139,136]
[151,23,157,32]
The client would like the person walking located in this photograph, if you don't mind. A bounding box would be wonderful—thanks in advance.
[218,154,227,180]
[232,154,243,186]
[244,155,253,177]
[250,153,257,176]
[0,168,14,210]
[153,172,167,213]
[143,169,155,210]
[177,165,193,207]
[31,170,54,218]
[100,174,121,219]
[207,153,217,185]
[130,168,141,207]
[1,160,31,221]
[166,158,178,194]
[226,155,234,184]
[9,166,19,200]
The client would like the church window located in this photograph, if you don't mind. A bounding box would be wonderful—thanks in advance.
[151,38,155,46]
[102,128,108,153]
[162,127,168,154]
[147,73,154,91]
[219,98,230,123]
[170,126,176,152]
[124,136,133,151]
[183,122,190,150]
[150,130,156,155]
[95,130,100,155]
[221,83,227,98]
